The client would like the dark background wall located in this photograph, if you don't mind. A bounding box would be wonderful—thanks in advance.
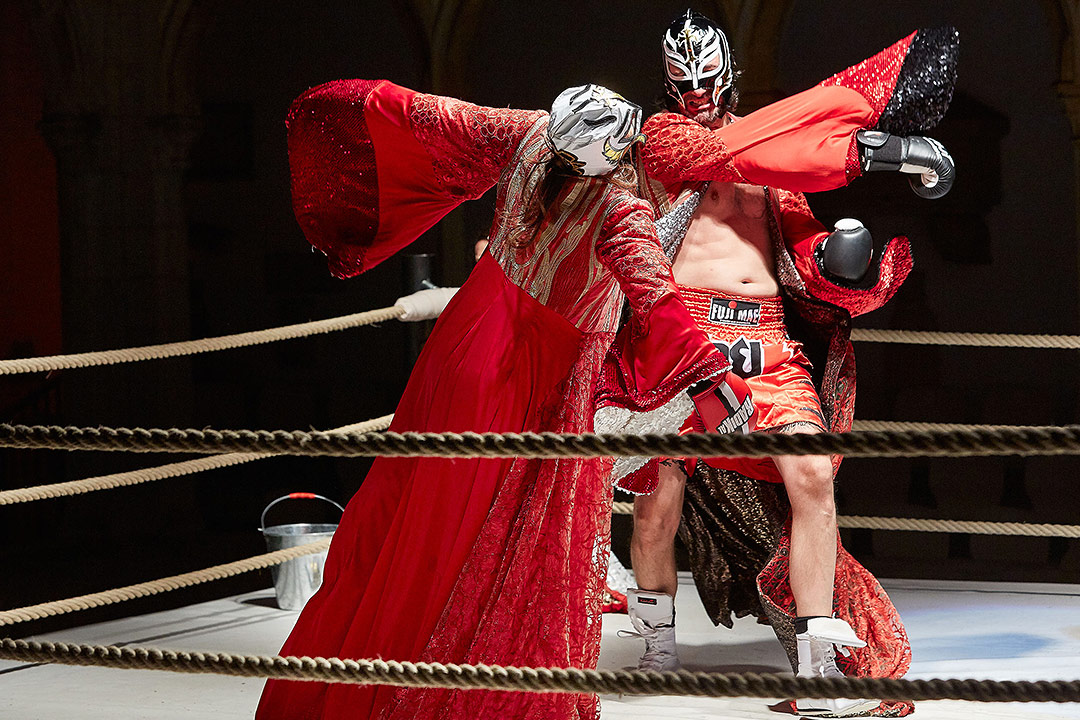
[1,1,1078,633]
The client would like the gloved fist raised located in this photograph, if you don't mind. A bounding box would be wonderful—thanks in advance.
[819,218,873,283]
[857,130,955,200]
[687,373,757,435]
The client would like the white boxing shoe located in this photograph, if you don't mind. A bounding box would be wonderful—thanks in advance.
[622,588,681,672]
[794,617,880,717]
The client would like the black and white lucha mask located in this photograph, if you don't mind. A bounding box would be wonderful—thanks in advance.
[663,9,737,116]
[546,84,644,176]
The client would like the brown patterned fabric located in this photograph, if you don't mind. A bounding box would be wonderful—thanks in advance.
[679,464,789,628]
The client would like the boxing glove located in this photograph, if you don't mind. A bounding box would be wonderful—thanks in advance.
[687,373,757,435]
[857,130,955,199]
[818,218,873,283]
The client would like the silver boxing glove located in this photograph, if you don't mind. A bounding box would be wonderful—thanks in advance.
[857,130,955,199]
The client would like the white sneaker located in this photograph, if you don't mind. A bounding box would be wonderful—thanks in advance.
[622,588,681,672]
[794,618,880,717]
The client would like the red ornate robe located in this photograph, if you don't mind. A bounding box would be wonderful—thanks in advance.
[257,82,731,720]
[599,28,958,718]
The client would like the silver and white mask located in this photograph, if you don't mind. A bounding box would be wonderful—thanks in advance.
[546,84,644,177]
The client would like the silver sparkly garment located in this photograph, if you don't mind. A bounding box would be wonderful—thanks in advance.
[656,183,708,260]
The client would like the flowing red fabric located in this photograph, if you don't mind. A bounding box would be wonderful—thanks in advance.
[286,80,541,278]
[260,104,729,719]
[257,255,591,719]
[757,525,915,717]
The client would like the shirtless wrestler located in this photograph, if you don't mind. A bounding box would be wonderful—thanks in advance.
[622,11,954,718]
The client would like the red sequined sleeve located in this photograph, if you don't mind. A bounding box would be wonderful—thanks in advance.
[594,196,675,322]
[287,79,540,278]
[595,194,729,412]
[779,188,913,317]
[408,94,544,201]
[642,85,876,194]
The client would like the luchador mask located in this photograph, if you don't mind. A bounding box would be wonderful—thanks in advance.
[545,84,645,176]
[663,9,737,116]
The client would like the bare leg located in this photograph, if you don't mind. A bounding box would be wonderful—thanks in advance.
[630,461,687,598]
[771,427,837,618]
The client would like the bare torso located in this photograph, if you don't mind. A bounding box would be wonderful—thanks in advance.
[670,181,780,296]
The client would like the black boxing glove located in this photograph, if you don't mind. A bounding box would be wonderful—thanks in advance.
[817,218,873,283]
[857,130,955,200]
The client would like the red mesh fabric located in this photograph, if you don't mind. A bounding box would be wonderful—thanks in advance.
[757,524,915,717]
[594,200,730,414]
[409,94,543,201]
[380,332,616,720]
[641,112,743,191]
[818,32,915,129]
[595,198,673,320]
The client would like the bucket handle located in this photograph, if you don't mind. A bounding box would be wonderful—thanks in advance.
[260,492,345,531]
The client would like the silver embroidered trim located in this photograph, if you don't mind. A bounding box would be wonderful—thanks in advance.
[656,183,708,260]
[594,392,695,488]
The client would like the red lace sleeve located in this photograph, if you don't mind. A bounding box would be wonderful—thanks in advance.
[777,188,913,317]
[641,113,744,188]
[594,195,674,321]
[594,193,728,412]
[287,79,542,278]
[409,94,544,200]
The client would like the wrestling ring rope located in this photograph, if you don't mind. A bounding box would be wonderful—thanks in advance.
[3,303,1080,706]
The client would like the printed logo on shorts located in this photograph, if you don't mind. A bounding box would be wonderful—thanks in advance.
[712,337,764,379]
[638,597,657,605]
[709,297,761,327]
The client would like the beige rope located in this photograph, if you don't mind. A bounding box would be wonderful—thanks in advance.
[837,515,1080,538]
[0,307,405,375]
[613,502,1080,537]
[2,416,1047,506]
[0,540,329,627]
[0,304,1073,377]
[10,422,1080,459]
[1,638,1078,702]
[852,420,1051,432]
[0,415,394,506]
[0,309,1073,377]
[851,327,1080,349]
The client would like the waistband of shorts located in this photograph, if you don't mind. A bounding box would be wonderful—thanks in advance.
[677,283,786,332]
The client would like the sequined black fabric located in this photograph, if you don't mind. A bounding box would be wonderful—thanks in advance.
[876,26,959,135]
[679,464,789,629]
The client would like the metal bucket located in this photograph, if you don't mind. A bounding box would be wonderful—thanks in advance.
[260,492,345,611]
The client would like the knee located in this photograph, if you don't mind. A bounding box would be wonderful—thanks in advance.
[784,459,836,512]
[632,505,682,547]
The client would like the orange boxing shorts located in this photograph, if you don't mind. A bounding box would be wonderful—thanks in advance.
[677,284,826,483]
